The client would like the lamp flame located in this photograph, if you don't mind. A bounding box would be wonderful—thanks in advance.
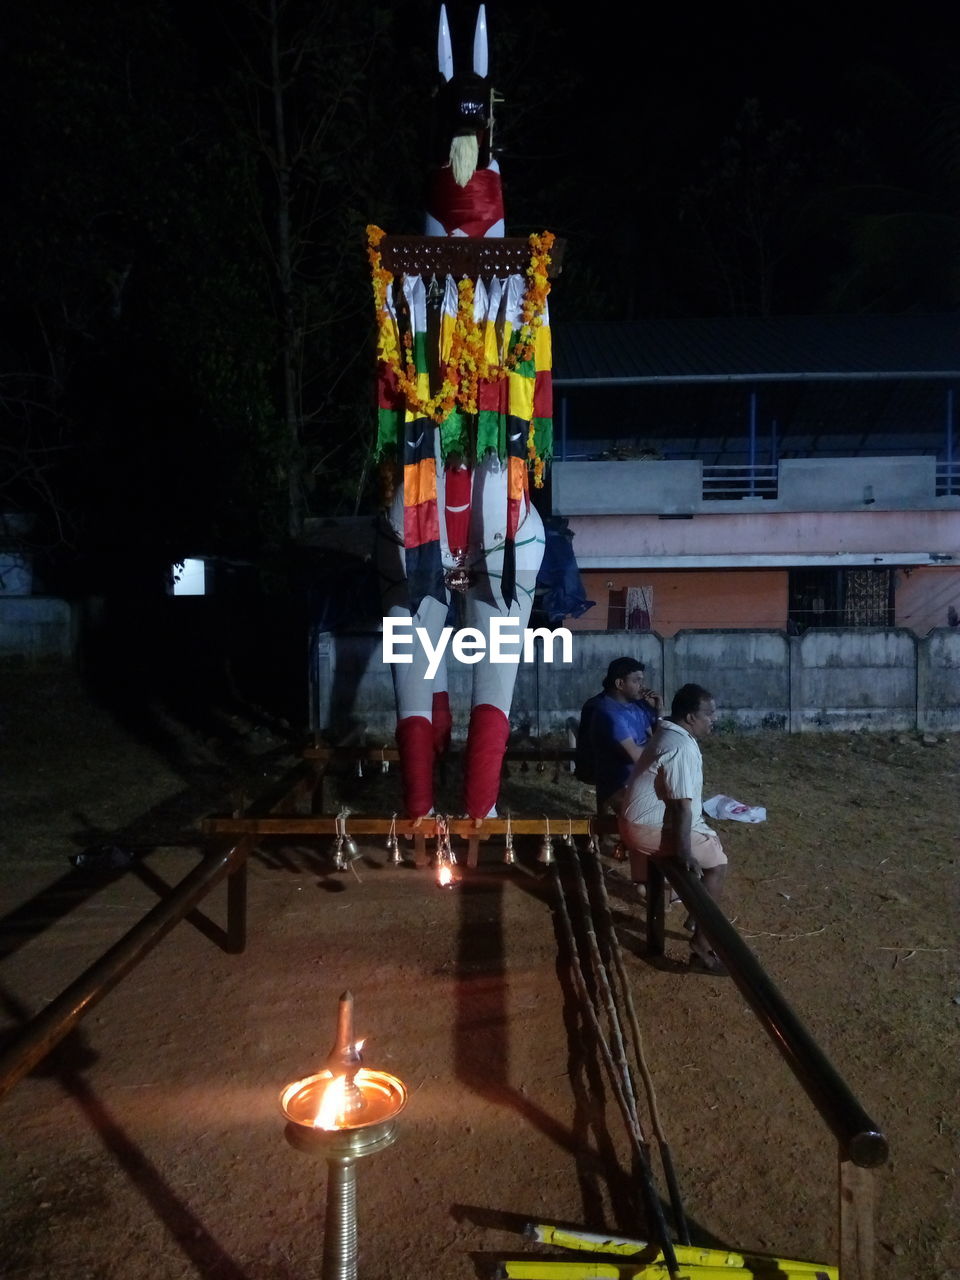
[315,1072,346,1129]
[437,863,453,888]
[313,1064,371,1129]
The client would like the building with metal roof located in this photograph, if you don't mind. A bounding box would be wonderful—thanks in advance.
[547,315,960,637]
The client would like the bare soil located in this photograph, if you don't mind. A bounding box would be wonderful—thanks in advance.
[0,667,957,1279]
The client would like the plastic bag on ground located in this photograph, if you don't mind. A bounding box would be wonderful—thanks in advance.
[703,794,767,823]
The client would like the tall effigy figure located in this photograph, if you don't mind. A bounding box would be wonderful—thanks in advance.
[370,4,559,820]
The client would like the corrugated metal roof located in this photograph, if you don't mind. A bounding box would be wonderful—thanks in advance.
[552,315,960,385]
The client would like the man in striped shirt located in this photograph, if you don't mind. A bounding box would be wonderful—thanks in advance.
[619,683,729,975]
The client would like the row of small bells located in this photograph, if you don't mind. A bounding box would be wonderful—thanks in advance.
[343,751,621,869]
[333,824,613,869]
[333,825,616,870]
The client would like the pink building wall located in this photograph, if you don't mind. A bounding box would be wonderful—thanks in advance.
[895,567,960,634]
[571,569,789,635]
[569,566,960,636]
[569,510,958,558]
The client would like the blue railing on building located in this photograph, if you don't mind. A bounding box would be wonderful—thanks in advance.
[555,455,959,500]
[701,463,779,499]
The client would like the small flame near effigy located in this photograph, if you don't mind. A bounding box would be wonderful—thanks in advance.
[434,816,460,888]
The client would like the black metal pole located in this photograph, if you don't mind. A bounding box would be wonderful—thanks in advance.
[658,860,888,1168]
[0,838,254,1102]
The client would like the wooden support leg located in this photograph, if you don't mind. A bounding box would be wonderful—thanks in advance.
[467,835,480,868]
[839,1154,875,1280]
[413,831,427,868]
[646,859,665,957]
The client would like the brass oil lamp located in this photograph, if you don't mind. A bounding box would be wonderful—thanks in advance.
[280,992,406,1280]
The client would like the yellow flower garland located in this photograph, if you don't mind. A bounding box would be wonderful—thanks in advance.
[366,225,554,431]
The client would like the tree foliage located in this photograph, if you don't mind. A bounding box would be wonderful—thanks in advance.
[2,0,959,576]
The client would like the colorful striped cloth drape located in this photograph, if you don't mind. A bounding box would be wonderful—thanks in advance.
[374,270,553,614]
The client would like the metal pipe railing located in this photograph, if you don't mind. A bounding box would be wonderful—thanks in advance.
[644,860,888,1169]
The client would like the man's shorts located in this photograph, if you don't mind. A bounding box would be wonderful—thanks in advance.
[618,820,727,884]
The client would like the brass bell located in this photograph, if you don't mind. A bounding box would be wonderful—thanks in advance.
[332,834,346,871]
[538,835,554,866]
[503,838,516,866]
[381,757,390,774]
[343,835,360,861]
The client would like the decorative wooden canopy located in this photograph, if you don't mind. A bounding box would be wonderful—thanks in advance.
[379,234,565,280]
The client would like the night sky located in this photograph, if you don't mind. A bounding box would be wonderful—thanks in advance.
[2,0,957,565]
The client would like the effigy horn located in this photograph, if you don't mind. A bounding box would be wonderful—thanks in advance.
[472,5,488,78]
[438,4,454,82]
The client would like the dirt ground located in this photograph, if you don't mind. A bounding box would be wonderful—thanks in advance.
[0,666,957,1280]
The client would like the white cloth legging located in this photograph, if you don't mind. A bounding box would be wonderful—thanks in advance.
[378,452,545,720]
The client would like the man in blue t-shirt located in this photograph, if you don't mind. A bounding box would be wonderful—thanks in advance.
[585,657,661,815]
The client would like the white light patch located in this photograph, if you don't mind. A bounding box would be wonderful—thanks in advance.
[172,559,206,596]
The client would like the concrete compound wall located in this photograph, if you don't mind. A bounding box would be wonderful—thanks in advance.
[310,626,960,738]
[0,597,75,662]
[795,629,917,731]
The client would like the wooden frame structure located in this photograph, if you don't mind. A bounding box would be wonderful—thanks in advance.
[202,743,613,868]
[0,741,883,1276]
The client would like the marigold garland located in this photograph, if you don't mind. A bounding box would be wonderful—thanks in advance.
[510,230,554,368]
[366,225,553,440]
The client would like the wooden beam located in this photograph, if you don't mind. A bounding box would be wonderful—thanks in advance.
[202,816,617,839]
[378,234,565,280]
